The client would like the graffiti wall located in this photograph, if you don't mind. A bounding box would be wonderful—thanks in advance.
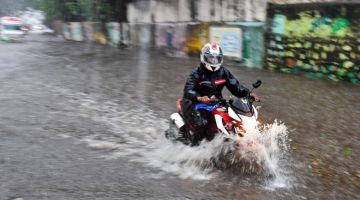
[63,23,71,40]
[283,11,353,38]
[105,22,130,47]
[52,20,64,36]
[223,22,265,68]
[83,22,95,41]
[130,24,152,47]
[82,22,107,44]
[106,22,120,47]
[120,23,130,47]
[242,26,265,68]
[184,23,209,55]
[93,22,107,45]
[267,6,360,83]
[69,22,83,42]
[209,26,242,60]
[155,23,187,57]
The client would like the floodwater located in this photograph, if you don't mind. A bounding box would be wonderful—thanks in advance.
[0,35,359,200]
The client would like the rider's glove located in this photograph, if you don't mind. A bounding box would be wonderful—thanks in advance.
[196,96,210,104]
[250,92,260,102]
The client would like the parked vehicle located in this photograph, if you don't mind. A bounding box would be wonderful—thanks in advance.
[0,17,26,41]
[30,24,54,35]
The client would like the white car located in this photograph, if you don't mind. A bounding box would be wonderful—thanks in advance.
[30,24,54,34]
[0,17,26,41]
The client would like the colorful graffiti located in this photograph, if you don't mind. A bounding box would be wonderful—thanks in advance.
[184,23,209,55]
[81,22,107,44]
[69,22,83,41]
[267,11,360,83]
[83,22,95,41]
[266,35,360,83]
[209,26,242,59]
[225,22,265,68]
[242,26,264,69]
[105,22,130,47]
[155,23,187,57]
[283,11,353,38]
[93,22,107,45]
[120,23,130,47]
[106,22,120,47]
[63,23,71,40]
[271,14,286,35]
[129,24,152,47]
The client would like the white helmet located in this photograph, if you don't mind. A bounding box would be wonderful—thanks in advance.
[200,42,223,72]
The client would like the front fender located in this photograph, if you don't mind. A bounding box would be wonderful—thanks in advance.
[214,114,230,136]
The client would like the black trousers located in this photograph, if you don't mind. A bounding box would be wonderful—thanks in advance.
[181,99,214,143]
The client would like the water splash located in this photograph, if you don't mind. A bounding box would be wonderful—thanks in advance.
[134,121,292,188]
[47,85,292,188]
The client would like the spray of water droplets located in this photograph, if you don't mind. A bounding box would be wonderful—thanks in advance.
[49,85,293,188]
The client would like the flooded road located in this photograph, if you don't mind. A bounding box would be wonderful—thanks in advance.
[0,35,359,200]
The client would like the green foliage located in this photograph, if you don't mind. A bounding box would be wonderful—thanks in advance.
[36,0,65,20]
[36,0,117,22]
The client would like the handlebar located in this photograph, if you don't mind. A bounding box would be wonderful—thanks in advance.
[248,95,260,103]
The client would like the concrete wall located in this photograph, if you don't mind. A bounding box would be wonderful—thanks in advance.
[127,0,189,23]
[269,0,358,4]
[155,23,187,57]
[52,20,64,36]
[61,0,267,68]
[127,0,267,23]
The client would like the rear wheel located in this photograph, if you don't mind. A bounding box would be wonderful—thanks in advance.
[165,119,178,140]
[165,119,192,145]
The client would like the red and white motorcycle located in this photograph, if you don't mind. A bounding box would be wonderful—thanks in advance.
[165,80,262,148]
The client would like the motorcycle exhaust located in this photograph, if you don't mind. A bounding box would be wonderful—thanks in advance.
[170,113,185,129]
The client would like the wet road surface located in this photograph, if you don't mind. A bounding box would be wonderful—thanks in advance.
[0,35,359,199]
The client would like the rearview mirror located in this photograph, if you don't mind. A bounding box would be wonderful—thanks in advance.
[252,80,262,88]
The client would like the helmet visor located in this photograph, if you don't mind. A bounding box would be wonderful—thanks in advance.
[204,54,223,65]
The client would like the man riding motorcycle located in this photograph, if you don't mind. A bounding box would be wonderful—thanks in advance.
[181,42,259,144]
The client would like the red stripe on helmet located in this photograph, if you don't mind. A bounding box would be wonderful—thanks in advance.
[211,42,218,50]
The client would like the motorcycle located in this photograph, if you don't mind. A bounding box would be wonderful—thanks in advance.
[165,80,262,148]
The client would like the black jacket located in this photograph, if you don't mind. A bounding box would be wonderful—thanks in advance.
[183,64,250,101]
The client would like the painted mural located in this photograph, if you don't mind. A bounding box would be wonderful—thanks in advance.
[242,26,265,69]
[130,24,152,47]
[184,23,209,55]
[267,10,360,83]
[209,26,242,60]
[83,22,95,41]
[63,23,71,40]
[82,22,107,44]
[93,22,107,45]
[64,22,129,47]
[120,23,130,47]
[69,22,83,42]
[106,22,120,47]
[155,23,187,57]
[283,11,353,38]
[105,22,130,47]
